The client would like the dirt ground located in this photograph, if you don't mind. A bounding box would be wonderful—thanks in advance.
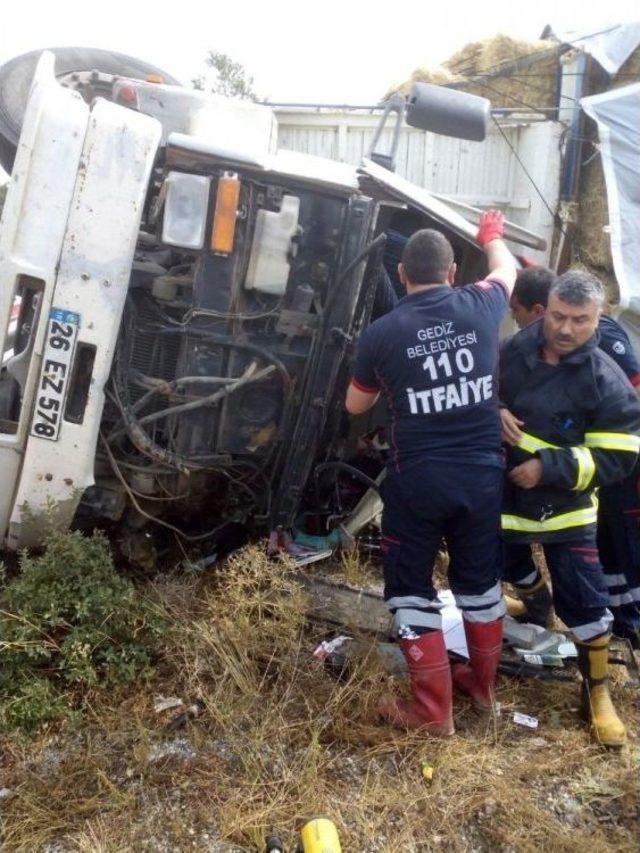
[1,547,638,852]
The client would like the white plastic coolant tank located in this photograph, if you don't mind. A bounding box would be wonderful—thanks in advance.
[245,195,300,295]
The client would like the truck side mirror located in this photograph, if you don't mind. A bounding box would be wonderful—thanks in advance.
[367,93,406,172]
[367,83,491,173]
[405,82,490,142]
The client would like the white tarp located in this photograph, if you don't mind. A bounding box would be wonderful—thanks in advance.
[581,83,640,344]
[548,22,640,74]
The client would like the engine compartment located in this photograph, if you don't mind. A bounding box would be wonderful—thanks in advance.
[71,155,379,559]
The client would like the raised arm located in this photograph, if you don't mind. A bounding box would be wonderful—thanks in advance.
[476,210,517,295]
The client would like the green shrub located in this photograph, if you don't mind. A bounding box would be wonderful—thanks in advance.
[0,528,165,733]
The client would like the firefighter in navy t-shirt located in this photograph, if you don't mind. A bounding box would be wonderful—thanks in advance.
[345,212,517,735]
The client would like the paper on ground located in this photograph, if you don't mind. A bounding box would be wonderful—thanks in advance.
[438,589,469,658]
[513,711,539,729]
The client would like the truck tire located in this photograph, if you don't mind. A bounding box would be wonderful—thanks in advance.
[0,47,181,172]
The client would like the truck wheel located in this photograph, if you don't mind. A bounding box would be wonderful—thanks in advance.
[0,47,180,172]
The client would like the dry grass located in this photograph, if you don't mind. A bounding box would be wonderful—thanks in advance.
[1,546,638,852]
[338,549,377,589]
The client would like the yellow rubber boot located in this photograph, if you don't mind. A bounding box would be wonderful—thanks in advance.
[575,635,626,748]
[504,594,526,618]
[511,575,553,628]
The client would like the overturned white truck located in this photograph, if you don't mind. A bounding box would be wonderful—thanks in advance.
[0,49,545,562]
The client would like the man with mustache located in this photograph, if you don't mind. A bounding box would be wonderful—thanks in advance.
[500,270,640,747]
[504,266,640,649]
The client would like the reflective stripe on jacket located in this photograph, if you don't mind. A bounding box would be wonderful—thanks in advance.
[500,320,640,543]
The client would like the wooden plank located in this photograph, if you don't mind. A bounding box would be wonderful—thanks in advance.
[300,574,391,636]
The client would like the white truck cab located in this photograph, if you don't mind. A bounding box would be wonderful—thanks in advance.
[0,53,161,548]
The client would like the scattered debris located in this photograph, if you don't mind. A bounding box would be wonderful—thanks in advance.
[522,653,565,667]
[313,635,353,661]
[420,761,434,783]
[497,659,575,682]
[154,695,185,714]
[293,527,342,551]
[294,548,334,567]
[338,473,385,548]
[165,699,206,732]
[503,617,569,653]
[0,787,14,803]
[512,712,539,729]
[304,575,586,683]
[268,529,335,566]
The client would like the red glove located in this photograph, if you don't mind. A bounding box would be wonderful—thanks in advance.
[476,209,504,247]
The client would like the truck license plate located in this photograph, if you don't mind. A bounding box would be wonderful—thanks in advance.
[30,309,80,441]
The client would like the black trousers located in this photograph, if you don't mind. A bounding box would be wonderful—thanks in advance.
[381,460,505,637]
[503,532,612,641]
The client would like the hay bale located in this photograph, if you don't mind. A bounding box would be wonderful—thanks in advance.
[455,36,559,111]
[573,45,640,288]
[384,65,456,99]
[445,40,485,76]
[575,153,611,272]
[387,35,558,109]
[445,34,547,76]
[410,65,456,87]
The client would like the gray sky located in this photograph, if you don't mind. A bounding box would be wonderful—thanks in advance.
[2,1,639,103]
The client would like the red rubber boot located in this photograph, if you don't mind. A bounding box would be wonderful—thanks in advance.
[379,630,454,736]
[452,619,503,710]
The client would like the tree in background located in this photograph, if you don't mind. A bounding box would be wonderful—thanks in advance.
[192,51,257,101]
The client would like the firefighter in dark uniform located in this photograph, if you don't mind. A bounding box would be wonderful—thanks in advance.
[345,211,517,736]
[506,266,640,647]
[500,270,640,747]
